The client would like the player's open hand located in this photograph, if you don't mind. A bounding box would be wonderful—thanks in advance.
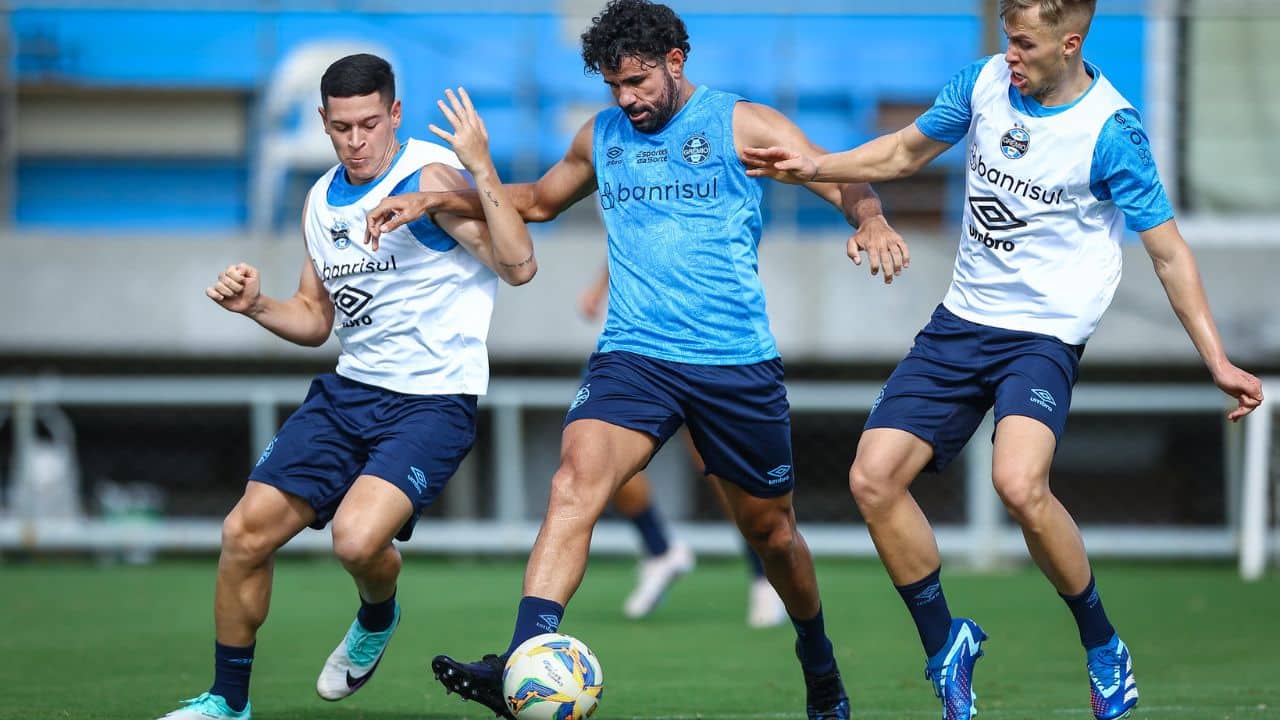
[848,215,910,284]
[206,262,261,315]
[1212,363,1264,421]
[741,146,818,185]
[364,192,436,250]
[429,87,493,174]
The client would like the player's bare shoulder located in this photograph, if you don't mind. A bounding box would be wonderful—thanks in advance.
[418,162,470,192]
[730,100,797,157]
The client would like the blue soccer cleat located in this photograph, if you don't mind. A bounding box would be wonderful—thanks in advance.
[432,652,515,719]
[155,692,250,720]
[316,603,401,700]
[1086,634,1138,719]
[924,618,987,720]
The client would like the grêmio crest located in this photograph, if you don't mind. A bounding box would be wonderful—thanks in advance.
[330,220,351,249]
[1000,125,1031,160]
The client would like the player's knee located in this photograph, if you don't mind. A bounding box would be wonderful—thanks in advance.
[547,464,610,520]
[220,511,276,564]
[331,527,392,571]
[848,462,897,516]
[992,470,1049,521]
[741,512,796,558]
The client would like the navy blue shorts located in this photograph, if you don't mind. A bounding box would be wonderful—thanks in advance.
[865,305,1084,473]
[566,351,795,497]
[248,373,477,540]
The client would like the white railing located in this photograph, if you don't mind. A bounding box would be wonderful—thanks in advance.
[1,375,1274,578]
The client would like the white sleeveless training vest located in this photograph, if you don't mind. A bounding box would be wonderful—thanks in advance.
[943,56,1131,345]
[303,138,497,395]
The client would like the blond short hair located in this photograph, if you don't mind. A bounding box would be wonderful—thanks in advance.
[999,0,1096,34]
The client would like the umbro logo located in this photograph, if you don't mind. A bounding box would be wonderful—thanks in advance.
[1030,388,1057,412]
[536,614,561,633]
[765,465,792,485]
[407,466,428,494]
[968,195,1027,232]
[912,582,942,606]
[334,285,373,317]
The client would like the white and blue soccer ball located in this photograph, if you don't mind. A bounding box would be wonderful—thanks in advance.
[502,633,604,720]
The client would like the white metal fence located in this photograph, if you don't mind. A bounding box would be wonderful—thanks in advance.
[0,375,1275,579]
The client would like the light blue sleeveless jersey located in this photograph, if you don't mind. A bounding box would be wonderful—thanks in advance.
[592,86,776,364]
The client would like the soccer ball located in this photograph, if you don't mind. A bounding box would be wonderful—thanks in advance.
[502,633,604,719]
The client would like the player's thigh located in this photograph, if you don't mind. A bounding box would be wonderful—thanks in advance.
[850,427,936,494]
[224,480,316,552]
[991,344,1079,445]
[683,358,796,498]
[330,474,416,555]
[562,350,684,492]
[559,418,661,510]
[991,415,1056,494]
[990,341,1078,494]
[247,375,365,535]
[864,353,991,474]
[361,393,478,541]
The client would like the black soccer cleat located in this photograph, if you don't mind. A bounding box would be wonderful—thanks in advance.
[431,653,515,720]
[803,662,851,720]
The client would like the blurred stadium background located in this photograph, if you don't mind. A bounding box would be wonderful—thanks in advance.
[0,0,1277,576]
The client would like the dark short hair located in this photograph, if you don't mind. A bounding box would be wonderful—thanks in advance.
[319,53,395,108]
[580,0,691,75]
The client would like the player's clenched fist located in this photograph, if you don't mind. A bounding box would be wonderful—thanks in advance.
[206,262,262,315]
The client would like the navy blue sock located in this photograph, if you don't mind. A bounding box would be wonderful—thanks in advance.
[790,606,835,676]
[211,641,254,712]
[357,589,397,633]
[744,543,766,578]
[507,596,565,656]
[628,506,670,557]
[895,567,953,658]
[1060,575,1116,650]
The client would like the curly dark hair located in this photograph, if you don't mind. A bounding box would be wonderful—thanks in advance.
[580,0,691,75]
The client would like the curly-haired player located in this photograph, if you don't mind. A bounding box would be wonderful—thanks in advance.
[365,1,909,718]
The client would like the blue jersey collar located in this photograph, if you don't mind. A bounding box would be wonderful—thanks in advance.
[327,142,408,207]
[1007,61,1100,118]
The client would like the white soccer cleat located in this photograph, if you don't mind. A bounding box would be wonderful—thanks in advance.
[747,576,789,628]
[156,693,250,720]
[316,604,400,701]
[623,540,695,618]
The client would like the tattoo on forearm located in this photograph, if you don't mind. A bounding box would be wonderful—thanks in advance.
[499,253,535,270]
[483,189,500,208]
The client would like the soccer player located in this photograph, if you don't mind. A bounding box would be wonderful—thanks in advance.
[156,54,536,720]
[580,266,788,627]
[364,2,908,717]
[743,1,1264,718]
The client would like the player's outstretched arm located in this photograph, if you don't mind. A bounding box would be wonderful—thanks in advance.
[364,117,598,249]
[743,123,951,186]
[206,198,335,347]
[425,87,536,286]
[1141,219,1264,421]
[734,101,910,283]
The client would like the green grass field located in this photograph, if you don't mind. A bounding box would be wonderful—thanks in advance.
[2,556,1277,719]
